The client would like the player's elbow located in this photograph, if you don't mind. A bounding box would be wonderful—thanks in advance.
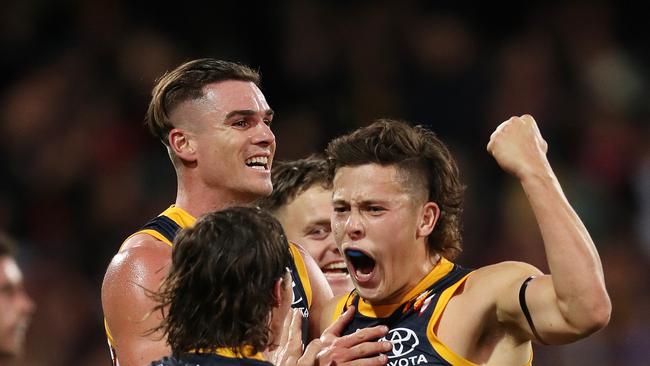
[588,294,611,332]
[572,291,611,336]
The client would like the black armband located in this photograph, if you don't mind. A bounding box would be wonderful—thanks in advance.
[519,275,548,345]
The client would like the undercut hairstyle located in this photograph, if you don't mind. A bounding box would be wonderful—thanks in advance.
[257,154,332,213]
[145,58,261,146]
[151,206,292,355]
[326,119,465,260]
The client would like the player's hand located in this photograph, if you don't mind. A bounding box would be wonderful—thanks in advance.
[314,305,392,366]
[487,114,551,180]
[270,309,304,366]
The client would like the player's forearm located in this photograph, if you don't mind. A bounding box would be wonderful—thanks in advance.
[520,169,611,332]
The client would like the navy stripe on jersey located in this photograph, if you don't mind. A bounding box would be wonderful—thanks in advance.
[289,258,310,345]
[343,264,472,366]
[142,215,181,244]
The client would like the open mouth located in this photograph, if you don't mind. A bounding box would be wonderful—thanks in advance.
[321,261,349,276]
[245,156,269,170]
[345,249,376,281]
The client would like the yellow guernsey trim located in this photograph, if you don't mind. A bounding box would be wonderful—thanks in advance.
[357,257,454,318]
[159,205,196,229]
[425,274,533,366]
[425,274,476,366]
[331,292,356,323]
[289,242,312,308]
[190,346,266,361]
[104,317,115,347]
[139,229,173,246]
[120,205,197,250]
[109,205,197,344]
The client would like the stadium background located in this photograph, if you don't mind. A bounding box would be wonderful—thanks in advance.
[1,1,648,365]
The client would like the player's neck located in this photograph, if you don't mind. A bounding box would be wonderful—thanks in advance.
[175,180,259,217]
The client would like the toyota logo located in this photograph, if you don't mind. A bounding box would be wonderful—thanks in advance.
[379,328,420,358]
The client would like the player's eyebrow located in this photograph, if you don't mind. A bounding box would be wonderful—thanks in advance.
[225,109,274,119]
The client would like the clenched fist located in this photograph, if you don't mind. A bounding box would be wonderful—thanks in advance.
[487,114,551,180]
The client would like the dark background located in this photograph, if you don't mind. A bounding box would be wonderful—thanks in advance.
[1,1,648,364]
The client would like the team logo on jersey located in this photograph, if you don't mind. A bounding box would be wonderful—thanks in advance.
[291,280,303,306]
[418,293,435,316]
[380,328,420,358]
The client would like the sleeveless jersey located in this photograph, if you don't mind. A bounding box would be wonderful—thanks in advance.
[105,206,312,366]
[333,258,533,366]
[150,348,273,366]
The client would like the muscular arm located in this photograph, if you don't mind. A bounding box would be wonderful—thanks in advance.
[101,235,172,366]
[487,115,611,344]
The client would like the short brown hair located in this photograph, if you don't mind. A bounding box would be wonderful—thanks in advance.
[326,119,464,260]
[257,154,331,213]
[145,59,260,145]
[151,206,292,355]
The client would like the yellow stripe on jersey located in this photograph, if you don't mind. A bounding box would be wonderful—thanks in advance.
[425,273,533,366]
[119,205,196,251]
[159,205,196,229]
[288,243,312,308]
[105,317,115,347]
[425,273,476,366]
[108,206,196,349]
[189,347,266,361]
[331,292,356,323]
[356,257,455,318]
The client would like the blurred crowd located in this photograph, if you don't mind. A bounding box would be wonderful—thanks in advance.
[1,1,648,365]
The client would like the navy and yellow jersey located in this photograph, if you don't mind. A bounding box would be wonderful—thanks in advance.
[150,348,273,366]
[333,258,533,366]
[105,205,313,366]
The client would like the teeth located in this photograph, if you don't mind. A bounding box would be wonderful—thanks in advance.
[245,156,268,167]
[323,262,347,270]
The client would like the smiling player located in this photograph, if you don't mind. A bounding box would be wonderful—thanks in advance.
[101,59,332,366]
[258,155,354,296]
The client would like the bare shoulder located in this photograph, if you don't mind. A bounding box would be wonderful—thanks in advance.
[458,261,544,326]
[101,233,174,364]
[464,261,543,295]
[102,234,172,317]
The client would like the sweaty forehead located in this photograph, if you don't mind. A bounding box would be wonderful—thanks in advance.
[333,164,429,204]
[201,80,269,111]
[333,164,408,199]
[169,80,269,128]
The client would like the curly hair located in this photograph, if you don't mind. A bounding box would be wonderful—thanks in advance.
[257,154,331,213]
[325,119,465,260]
[151,206,292,355]
[145,58,261,146]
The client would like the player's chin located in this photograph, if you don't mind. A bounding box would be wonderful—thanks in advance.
[328,277,354,297]
[248,180,273,197]
[353,279,386,302]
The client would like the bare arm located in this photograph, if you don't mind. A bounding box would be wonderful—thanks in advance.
[487,115,611,344]
[101,236,172,366]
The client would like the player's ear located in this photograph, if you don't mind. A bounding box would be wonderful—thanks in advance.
[272,277,283,308]
[417,201,439,238]
[169,128,197,162]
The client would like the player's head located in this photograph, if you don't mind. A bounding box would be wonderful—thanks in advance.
[146,58,275,200]
[326,119,464,303]
[258,155,353,296]
[0,233,35,360]
[154,206,293,356]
